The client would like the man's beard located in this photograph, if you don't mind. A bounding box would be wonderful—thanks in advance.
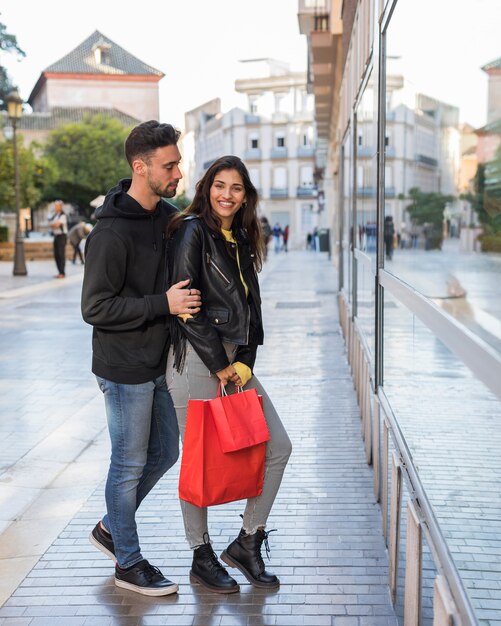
[148,177,176,198]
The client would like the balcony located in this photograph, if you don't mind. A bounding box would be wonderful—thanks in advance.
[243,148,262,161]
[298,0,330,34]
[297,146,315,158]
[357,146,374,158]
[357,186,376,198]
[270,187,289,199]
[297,186,317,198]
[415,154,438,168]
[357,186,396,198]
[271,112,289,124]
[244,114,260,125]
[270,147,288,159]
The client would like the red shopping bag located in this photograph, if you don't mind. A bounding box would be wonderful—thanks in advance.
[209,385,270,453]
[178,398,266,508]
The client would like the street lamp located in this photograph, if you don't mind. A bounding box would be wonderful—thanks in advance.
[6,89,27,276]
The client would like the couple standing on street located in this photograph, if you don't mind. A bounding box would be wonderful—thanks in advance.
[81,121,291,596]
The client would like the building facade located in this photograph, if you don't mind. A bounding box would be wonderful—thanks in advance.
[298,0,501,624]
[184,59,319,249]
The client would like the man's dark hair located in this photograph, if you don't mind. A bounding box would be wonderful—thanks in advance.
[124,120,181,166]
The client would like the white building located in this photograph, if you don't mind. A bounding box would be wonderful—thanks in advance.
[183,59,320,249]
[356,70,461,237]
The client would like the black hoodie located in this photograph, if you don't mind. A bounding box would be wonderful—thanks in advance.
[81,179,178,383]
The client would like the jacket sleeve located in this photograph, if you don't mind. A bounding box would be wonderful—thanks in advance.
[168,222,229,373]
[234,342,258,371]
[81,229,169,330]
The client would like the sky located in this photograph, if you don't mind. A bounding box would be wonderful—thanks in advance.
[0,0,307,130]
[386,0,501,128]
[1,0,500,131]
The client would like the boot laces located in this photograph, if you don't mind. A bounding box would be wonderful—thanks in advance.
[198,533,227,574]
[258,528,277,562]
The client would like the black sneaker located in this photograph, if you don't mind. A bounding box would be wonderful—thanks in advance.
[89,522,116,562]
[115,559,179,596]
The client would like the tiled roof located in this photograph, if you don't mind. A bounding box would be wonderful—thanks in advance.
[0,106,140,131]
[482,57,501,72]
[43,30,164,77]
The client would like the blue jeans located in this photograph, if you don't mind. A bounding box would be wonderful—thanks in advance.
[96,374,179,568]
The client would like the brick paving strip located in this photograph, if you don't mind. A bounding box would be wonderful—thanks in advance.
[0,252,397,625]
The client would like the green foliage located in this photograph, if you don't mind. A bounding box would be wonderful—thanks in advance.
[169,192,191,211]
[0,135,55,211]
[0,225,8,242]
[405,187,454,249]
[479,234,501,253]
[0,19,25,111]
[43,114,132,216]
[470,148,501,235]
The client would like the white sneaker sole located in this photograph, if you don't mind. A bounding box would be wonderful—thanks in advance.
[89,531,117,563]
[115,578,179,596]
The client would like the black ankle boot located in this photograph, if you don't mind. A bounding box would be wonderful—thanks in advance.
[221,528,280,589]
[190,533,239,593]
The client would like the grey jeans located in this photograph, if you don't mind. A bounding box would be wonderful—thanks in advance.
[166,343,292,548]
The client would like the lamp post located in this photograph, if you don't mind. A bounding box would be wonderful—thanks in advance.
[6,89,27,276]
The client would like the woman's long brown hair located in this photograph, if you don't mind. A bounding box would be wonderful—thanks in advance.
[167,155,264,271]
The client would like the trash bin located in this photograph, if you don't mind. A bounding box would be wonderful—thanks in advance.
[318,228,330,253]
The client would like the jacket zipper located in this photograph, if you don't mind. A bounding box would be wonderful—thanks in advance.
[206,253,231,285]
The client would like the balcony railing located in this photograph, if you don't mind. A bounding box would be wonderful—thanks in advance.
[270,187,288,199]
[270,147,288,159]
[297,186,317,198]
[357,146,374,158]
[244,114,260,125]
[243,148,262,160]
[297,146,315,158]
[415,154,438,167]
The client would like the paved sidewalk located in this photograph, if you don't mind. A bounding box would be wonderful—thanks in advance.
[0,252,396,625]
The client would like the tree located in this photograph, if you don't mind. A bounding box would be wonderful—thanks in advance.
[471,146,501,235]
[43,114,132,216]
[169,192,191,211]
[0,136,57,211]
[0,19,26,110]
[405,187,454,250]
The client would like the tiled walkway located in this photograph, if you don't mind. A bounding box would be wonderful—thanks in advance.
[0,252,396,625]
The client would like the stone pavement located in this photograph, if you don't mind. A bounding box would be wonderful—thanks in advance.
[0,253,397,625]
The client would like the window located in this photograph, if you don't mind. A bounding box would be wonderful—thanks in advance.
[300,165,314,187]
[302,126,314,147]
[275,130,286,149]
[249,132,259,150]
[249,168,260,188]
[273,167,287,188]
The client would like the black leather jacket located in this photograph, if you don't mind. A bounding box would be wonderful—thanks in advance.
[167,216,263,374]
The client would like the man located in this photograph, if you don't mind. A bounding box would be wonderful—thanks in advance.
[81,121,201,596]
[48,199,68,278]
[68,221,92,264]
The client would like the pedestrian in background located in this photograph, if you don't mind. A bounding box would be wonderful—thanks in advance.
[68,221,93,264]
[82,121,201,597]
[384,215,395,260]
[259,215,272,260]
[272,222,282,253]
[47,199,68,278]
[282,224,289,252]
[166,155,292,594]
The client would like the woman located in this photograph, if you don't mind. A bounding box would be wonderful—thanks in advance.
[166,155,292,594]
